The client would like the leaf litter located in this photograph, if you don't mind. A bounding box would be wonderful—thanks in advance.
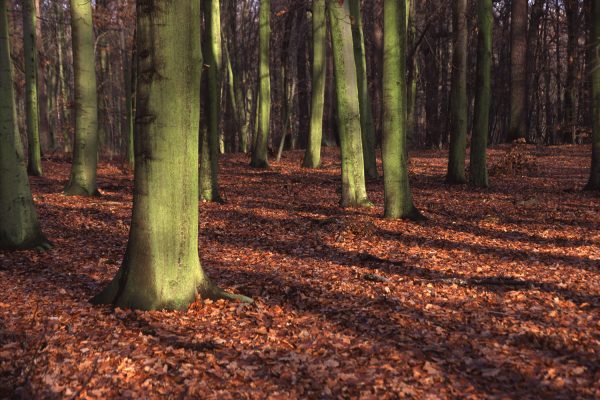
[0,145,599,399]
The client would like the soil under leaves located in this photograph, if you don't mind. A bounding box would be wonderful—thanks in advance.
[1,145,599,399]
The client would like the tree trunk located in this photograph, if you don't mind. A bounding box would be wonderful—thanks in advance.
[328,0,370,208]
[406,0,418,147]
[508,0,528,142]
[303,0,326,168]
[200,0,223,202]
[470,0,492,188]
[349,0,378,179]
[0,0,50,250]
[251,0,271,168]
[564,0,579,144]
[446,0,468,184]
[586,0,600,190]
[22,0,42,176]
[64,0,99,196]
[92,1,249,311]
[122,28,135,169]
[382,0,421,220]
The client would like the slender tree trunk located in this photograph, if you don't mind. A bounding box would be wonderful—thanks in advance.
[470,0,492,188]
[406,0,418,146]
[0,0,50,250]
[564,0,579,144]
[54,0,70,152]
[224,45,242,153]
[64,0,99,196]
[349,0,378,179]
[303,0,326,168]
[123,28,135,169]
[424,22,441,149]
[586,0,600,190]
[33,0,48,150]
[22,0,42,176]
[251,0,271,168]
[382,0,421,219]
[296,6,310,150]
[508,0,528,142]
[200,0,223,202]
[92,1,249,311]
[446,0,468,184]
[328,0,370,208]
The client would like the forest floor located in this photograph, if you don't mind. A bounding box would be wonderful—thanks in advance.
[0,144,599,399]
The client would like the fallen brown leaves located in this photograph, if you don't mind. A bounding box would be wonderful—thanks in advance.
[0,145,599,399]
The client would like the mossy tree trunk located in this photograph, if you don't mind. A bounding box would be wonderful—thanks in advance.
[328,0,370,208]
[470,0,492,188]
[302,0,326,169]
[586,0,600,190]
[349,0,378,179]
[64,0,99,196]
[251,0,271,168]
[21,0,42,177]
[92,1,249,311]
[0,0,50,250]
[406,0,418,146]
[508,0,528,142]
[382,0,421,220]
[123,29,135,169]
[446,0,468,184]
[200,0,223,202]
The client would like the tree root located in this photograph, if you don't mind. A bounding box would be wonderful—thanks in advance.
[250,159,270,169]
[198,282,253,304]
[404,207,427,221]
[35,238,53,252]
[64,184,101,197]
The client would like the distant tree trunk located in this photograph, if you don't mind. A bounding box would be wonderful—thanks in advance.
[586,0,600,190]
[251,0,271,168]
[508,0,528,142]
[296,6,310,150]
[564,0,579,143]
[54,0,70,152]
[303,0,326,168]
[200,0,223,202]
[406,0,418,146]
[123,28,135,169]
[526,0,545,143]
[424,22,442,149]
[0,0,50,250]
[22,0,42,176]
[64,0,99,196]
[382,0,421,220]
[349,0,378,179]
[33,0,48,150]
[92,1,249,311]
[446,0,468,184]
[328,0,370,208]
[470,0,492,188]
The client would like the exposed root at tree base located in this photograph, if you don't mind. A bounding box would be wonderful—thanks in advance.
[250,160,270,169]
[198,282,253,304]
[64,184,102,197]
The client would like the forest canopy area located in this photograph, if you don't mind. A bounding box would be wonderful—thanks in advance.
[0,0,599,398]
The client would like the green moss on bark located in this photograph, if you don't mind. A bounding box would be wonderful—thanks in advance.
[382,0,421,220]
[251,0,271,169]
[64,0,99,196]
[328,0,370,208]
[303,0,326,169]
[470,0,492,188]
[0,1,50,250]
